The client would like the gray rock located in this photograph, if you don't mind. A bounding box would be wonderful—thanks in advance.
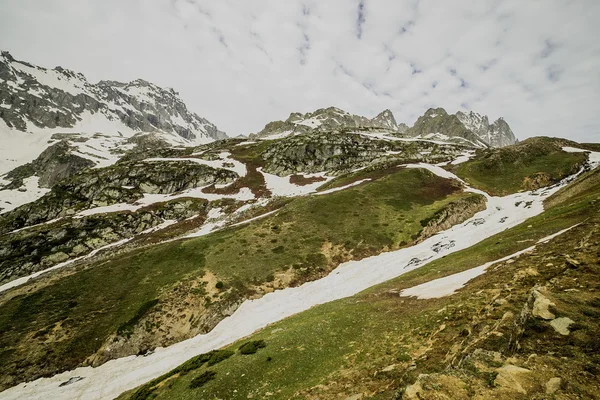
[550,317,574,335]
[546,377,562,394]
[0,51,227,143]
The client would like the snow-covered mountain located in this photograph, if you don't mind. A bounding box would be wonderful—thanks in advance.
[0,51,226,175]
[252,106,515,149]
[252,106,407,139]
[456,110,516,148]
[404,108,517,148]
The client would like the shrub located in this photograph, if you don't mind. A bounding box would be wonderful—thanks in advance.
[271,245,285,253]
[175,349,234,374]
[239,340,267,355]
[189,371,216,389]
[215,281,224,290]
[207,349,234,366]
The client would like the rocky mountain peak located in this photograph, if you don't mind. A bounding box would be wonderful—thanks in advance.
[402,107,516,148]
[423,107,448,119]
[253,107,407,139]
[372,109,398,130]
[456,110,516,148]
[0,51,227,174]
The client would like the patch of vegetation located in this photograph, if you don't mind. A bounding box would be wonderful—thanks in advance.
[289,174,326,186]
[126,349,233,400]
[238,340,267,355]
[174,350,234,374]
[189,371,217,388]
[453,137,587,195]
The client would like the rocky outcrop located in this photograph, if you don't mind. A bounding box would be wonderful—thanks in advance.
[261,132,395,175]
[261,132,468,176]
[417,194,488,241]
[522,172,552,191]
[2,140,94,189]
[0,198,210,284]
[0,51,226,143]
[0,161,238,234]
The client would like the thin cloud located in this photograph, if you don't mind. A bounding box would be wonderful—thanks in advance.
[0,0,598,142]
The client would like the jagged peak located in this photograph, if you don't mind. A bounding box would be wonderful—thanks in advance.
[1,50,15,62]
[52,66,87,82]
[375,109,394,118]
[422,107,448,119]
[372,109,398,128]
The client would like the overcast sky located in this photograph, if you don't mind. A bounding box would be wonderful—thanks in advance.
[1,0,599,141]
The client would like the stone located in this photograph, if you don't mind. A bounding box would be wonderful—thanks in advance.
[565,255,581,268]
[546,377,562,394]
[494,365,532,394]
[532,290,556,320]
[345,394,363,400]
[550,317,574,335]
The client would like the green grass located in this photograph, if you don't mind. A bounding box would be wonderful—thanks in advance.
[119,162,600,400]
[453,137,587,195]
[0,167,476,388]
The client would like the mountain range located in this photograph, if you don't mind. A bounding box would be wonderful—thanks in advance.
[251,105,516,149]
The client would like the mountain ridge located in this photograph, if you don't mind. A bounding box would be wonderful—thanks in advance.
[0,50,227,175]
[252,105,516,149]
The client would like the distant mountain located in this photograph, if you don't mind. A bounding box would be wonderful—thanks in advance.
[252,106,515,149]
[252,106,407,138]
[402,107,517,148]
[455,110,516,148]
[0,51,226,175]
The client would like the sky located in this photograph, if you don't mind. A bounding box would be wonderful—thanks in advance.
[0,0,599,142]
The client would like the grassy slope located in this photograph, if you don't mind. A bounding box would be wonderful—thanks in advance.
[124,166,600,399]
[453,137,587,196]
[0,167,478,389]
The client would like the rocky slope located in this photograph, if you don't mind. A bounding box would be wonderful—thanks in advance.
[402,107,516,148]
[0,50,226,178]
[261,131,466,175]
[456,110,517,148]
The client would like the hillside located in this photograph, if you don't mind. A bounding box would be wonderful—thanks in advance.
[117,166,600,399]
[0,54,599,400]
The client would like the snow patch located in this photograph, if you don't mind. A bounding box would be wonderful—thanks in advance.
[0,176,50,214]
[259,169,332,197]
[399,223,580,299]
[0,161,583,400]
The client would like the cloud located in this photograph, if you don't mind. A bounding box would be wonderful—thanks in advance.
[0,0,599,142]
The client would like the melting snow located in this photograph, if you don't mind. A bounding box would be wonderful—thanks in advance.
[0,176,50,214]
[562,146,600,169]
[0,160,586,400]
[259,169,331,197]
[313,179,371,196]
[399,224,580,299]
